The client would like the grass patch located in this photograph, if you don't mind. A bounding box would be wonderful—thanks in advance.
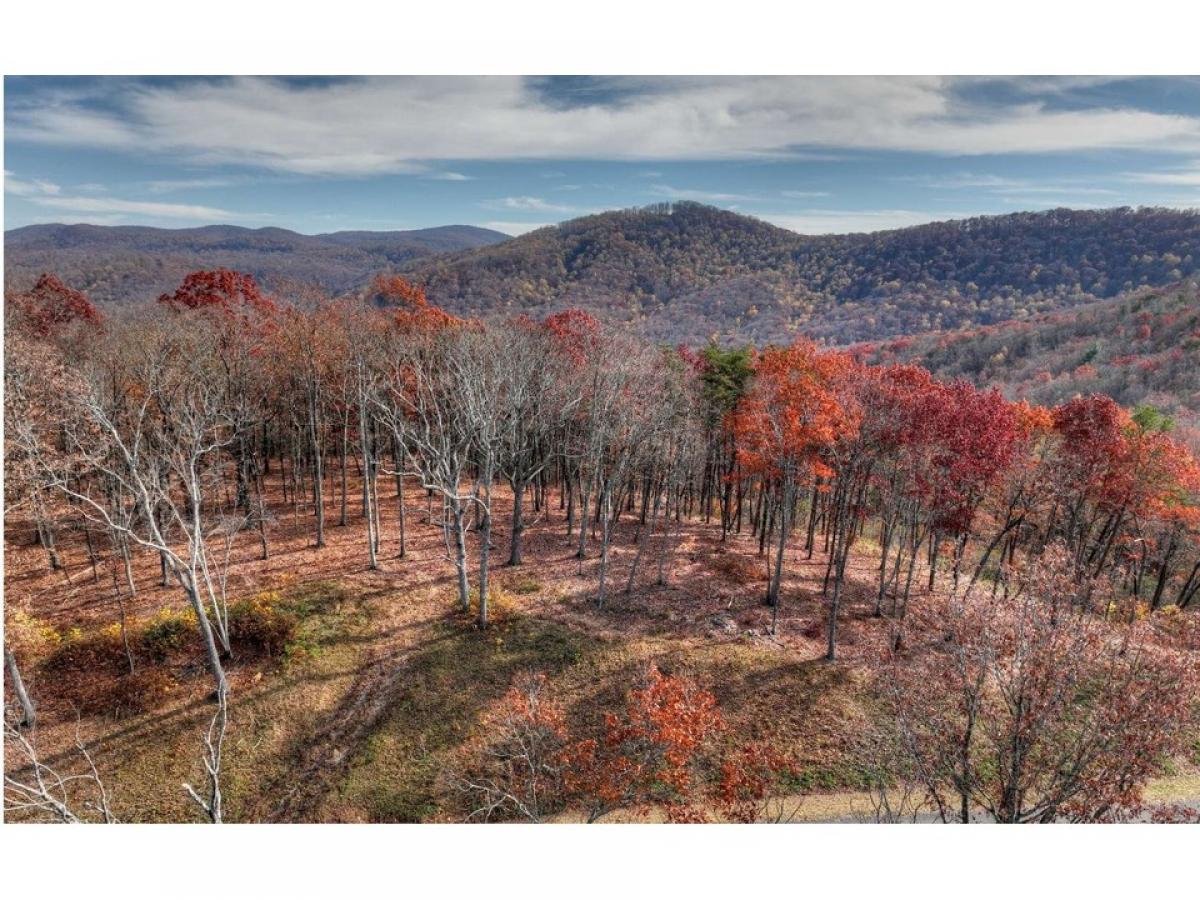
[505,575,543,595]
[333,614,603,822]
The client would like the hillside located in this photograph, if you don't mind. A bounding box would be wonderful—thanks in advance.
[3,222,508,302]
[7,204,1200,346]
[862,280,1200,440]
[408,203,1200,345]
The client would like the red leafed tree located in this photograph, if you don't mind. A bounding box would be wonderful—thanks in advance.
[731,339,855,632]
[562,664,724,822]
[542,308,603,365]
[717,741,798,823]
[369,273,461,332]
[14,273,103,337]
[158,268,278,317]
[879,543,1197,823]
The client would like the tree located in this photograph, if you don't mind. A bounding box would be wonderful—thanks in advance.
[4,703,117,824]
[879,544,1197,823]
[732,340,852,636]
[36,318,240,700]
[561,664,724,822]
[458,672,568,822]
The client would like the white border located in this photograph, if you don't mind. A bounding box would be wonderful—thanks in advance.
[3,2,1198,896]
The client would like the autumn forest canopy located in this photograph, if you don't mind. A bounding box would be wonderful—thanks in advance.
[4,257,1199,826]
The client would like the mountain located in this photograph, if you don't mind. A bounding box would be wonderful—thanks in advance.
[8,204,1200,347]
[861,280,1200,440]
[407,203,1200,345]
[3,222,509,303]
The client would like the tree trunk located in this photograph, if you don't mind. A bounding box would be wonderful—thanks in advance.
[307,385,325,548]
[451,501,471,613]
[508,475,526,566]
[5,646,36,728]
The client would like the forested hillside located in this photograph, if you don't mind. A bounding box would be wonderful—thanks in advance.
[8,205,1199,346]
[863,280,1200,441]
[5,271,1199,825]
[3,223,508,303]
[410,203,1200,344]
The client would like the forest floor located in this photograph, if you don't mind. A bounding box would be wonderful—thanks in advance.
[5,477,1198,823]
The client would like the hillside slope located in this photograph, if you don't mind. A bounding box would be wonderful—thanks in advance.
[3,222,508,302]
[8,204,1200,346]
[862,280,1200,439]
[407,203,1200,345]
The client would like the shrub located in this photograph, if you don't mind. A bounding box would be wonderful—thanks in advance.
[42,623,128,675]
[710,551,766,583]
[229,591,298,658]
[141,607,199,661]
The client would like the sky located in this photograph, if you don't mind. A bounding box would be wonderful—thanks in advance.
[5,75,1200,237]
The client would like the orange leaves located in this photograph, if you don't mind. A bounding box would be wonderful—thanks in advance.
[731,338,856,482]
[158,269,278,317]
[563,665,723,818]
[542,308,604,365]
[717,742,797,824]
[11,273,104,339]
[369,273,462,334]
[491,672,567,741]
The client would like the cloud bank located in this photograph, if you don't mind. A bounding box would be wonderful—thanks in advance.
[10,76,1200,177]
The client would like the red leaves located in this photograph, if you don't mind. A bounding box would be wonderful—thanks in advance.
[1050,394,1200,532]
[369,273,461,333]
[731,339,856,482]
[718,742,797,823]
[562,665,723,820]
[542,309,604,365]
[15,273,103,337]
[158,268,277,316]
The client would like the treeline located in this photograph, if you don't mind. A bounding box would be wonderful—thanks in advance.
[7,268,1200,691]
[3,223,507,307]
[410,203,1200,344]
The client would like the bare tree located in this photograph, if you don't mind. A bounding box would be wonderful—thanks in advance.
[183,694,228,823]
[4,704,118,824]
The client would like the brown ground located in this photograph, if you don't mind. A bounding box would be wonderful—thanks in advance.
[4,475,1195,822]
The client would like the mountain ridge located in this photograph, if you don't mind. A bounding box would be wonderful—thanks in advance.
[7,203,1200,346]
[405,203,1200,345]
[4,222,510,302]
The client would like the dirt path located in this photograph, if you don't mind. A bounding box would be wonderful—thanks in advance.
[262,643,417,822]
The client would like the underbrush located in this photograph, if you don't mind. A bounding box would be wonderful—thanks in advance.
[27,580,361,717]
[504,575,543,595]
[709,550,767,583]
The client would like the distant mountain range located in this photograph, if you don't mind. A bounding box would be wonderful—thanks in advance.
[7,204,1200,346]
[3,222,508,303]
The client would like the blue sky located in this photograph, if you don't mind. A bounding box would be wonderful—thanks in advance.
[5,75,1200,236]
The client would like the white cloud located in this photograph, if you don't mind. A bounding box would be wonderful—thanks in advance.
[478,220,547,236]
[5,171,265,222]
[761,208,988,235]
[145,176,247,193]
[427,171,474,181]
[9,76,1200,177]
[781,189,831,198]
[492,195,576,214]
[6,172,63,196]
[1124,164,1200,186]
[651,185,752,203]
